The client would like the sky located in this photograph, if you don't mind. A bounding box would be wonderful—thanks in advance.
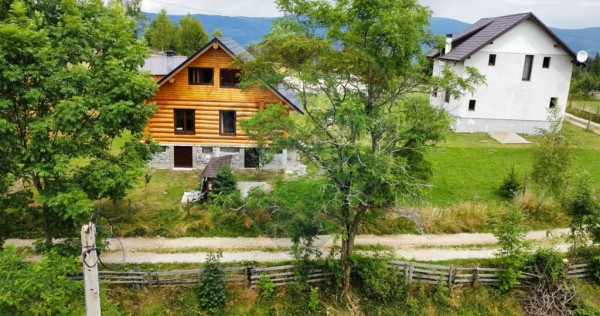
[141,0,600,29]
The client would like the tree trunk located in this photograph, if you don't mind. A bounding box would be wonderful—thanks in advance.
[42,205,52,251]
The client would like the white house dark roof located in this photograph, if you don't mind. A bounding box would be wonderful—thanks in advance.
[427,12,577,62]
[143,37,303,114]
[140,56,187,75]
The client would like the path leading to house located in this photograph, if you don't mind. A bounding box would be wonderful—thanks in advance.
[565,113,600,135]
[6,228,571,263]
[490,131,531,144]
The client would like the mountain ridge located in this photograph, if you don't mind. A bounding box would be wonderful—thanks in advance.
[141,12,600,55]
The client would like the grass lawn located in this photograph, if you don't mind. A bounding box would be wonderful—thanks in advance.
[569,97,600,114]
[427,121,600,205]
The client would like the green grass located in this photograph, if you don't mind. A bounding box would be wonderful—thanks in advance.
[569,97,600,114]
[426,122,600,205]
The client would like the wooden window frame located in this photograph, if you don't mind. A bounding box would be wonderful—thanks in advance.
[522,55,534,81]
[220,68,241,88]
[488,54,496,66]
[542,57,551,69]
[468,100,476,111]
[188,67,214,85]
[219,110,236,136]
[174,109,195,135]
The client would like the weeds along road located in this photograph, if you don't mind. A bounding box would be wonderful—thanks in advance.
[7,228,571,263]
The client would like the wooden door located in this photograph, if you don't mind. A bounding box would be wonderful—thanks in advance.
[174,146,193,168]
[244,148,260,168]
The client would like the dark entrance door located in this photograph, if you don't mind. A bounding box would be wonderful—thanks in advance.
[244,148,260,168]
[174,146,193,168]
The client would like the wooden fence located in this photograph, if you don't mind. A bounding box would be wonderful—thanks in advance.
[72,261,592,289]
[388,261,591,287]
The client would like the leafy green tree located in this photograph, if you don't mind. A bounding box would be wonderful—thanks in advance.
[239,0,484,290]
[198,251,227,314]
[240,104,294,172]
[531,108,571,201]
[0,0,158,250]
[175,14,208,56]
[211,28,223,38]
[493,208,531,291]
[145,8,176,52]
[567,174,598,248]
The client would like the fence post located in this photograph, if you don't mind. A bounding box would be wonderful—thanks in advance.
[134,267,141,289]
[246,266,253,287]
[473,266,480,285]
[448,266,454,290]
[404,263,409,284]
[408,263,414,285]
[148,269,154,289]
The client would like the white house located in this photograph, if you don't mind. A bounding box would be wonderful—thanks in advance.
[428,12,580,134]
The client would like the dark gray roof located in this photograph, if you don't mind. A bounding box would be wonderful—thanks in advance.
[140,56,187,75]
[428,12,577,62]
[201,155,233,179]
[152,37,303,114]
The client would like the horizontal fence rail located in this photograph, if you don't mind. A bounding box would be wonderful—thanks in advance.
[72,261,592,289]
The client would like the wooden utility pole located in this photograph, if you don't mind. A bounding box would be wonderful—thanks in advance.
[81,224,102,316]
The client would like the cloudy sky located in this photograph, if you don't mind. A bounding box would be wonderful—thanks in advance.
[141,0,600,29]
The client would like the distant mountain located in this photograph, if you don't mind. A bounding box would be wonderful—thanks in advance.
[141,12,600,56]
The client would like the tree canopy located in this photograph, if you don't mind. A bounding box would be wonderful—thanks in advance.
[175,13,209,56]
[240,0,484,290]
[0,0,158,249]
[145,8,176,52]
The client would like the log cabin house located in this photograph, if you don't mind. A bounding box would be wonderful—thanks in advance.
[141,37,302,169]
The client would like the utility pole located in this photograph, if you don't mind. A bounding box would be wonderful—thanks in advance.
[81,224,102,316]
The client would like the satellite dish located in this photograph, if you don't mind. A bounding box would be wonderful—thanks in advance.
[577,50,589,63]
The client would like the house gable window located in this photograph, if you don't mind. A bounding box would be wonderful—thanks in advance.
[542,57,551,68]
[174,109,195,134]
[220,110,236,135]
[220,69,241,88]
[522,55,534,81]
[468,100,476,111]
[549,97,557,108]
[188,67,213,85]
[488,54,496,66]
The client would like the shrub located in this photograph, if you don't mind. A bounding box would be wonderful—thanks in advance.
[499,166,521,199]
[492,207,531,291]
[198,251,226,314]
[212,167,238,196]
[257,275,276,298]
[350,254,407,305]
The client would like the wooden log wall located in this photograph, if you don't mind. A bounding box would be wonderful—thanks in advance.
[146,46,286,145]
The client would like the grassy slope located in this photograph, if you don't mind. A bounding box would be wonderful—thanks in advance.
[427,122,600,205]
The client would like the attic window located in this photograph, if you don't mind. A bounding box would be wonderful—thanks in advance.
[522,55,534,81]
[549,97,557,108]
[189,67,213,85]
[488,54,496,66]
[220,69,241,88]
[542,57,551,68]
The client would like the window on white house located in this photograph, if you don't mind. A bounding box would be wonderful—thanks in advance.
[468,100,476,111]
[542,57,551,68]
[488,54,496,66]
[549,97,557,108]
[522,55,534,81]
[444,91,451,103]
[432,87,438,97]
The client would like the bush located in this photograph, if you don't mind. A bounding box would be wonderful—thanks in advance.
[499,166,521,199]
[257,275,276,298]
[492,207,531,291]
[211,167,238,196]
[350,254,407,306]
[198,251,226,314]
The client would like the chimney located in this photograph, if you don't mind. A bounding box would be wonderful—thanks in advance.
[166,50,174,73]
[445,34,452,54]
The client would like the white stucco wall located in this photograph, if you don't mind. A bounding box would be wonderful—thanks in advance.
[430,19,574,134]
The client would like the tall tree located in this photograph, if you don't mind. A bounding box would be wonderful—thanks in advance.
[211,28,222,38]
[145,8,176,52]
[175,13,208,56]
[240,0,484,290]
[0,0,158,250]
